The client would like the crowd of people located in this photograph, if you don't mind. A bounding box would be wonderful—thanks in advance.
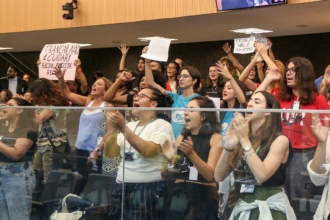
[0,40,330,220]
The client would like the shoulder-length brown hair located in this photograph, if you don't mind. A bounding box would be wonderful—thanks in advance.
[29,78,69,106]
[279,57,317,105]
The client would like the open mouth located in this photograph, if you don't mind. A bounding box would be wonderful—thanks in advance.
[184,118,191,124]
[133,102,140,107]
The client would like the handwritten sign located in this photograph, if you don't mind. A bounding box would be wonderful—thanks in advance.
[38,43,80,80]
[251,33,269,49]
[141,37,172,62]
[233,37,255,54]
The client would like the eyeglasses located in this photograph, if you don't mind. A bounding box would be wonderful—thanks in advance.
[177,74,191,79]
[134,93,154,101]
[285,67,296,74]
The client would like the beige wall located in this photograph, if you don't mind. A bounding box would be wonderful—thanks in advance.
[0,0,319,33]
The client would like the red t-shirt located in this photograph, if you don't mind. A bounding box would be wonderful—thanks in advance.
[165,82,171,91]
[278,93,328,149]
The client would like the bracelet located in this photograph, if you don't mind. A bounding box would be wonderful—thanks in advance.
[242,152,255,161]
[223,146,233,152]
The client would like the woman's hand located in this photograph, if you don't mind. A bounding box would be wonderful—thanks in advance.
[266,68,282,82]
[87,150,98,163]
[216,61,232,80]
[162,139,176,162]
[142,46,151,63]
[232,112,249,143]
[107,111,126,133]
[118,43,129,55]
[119,71,135,82]
[254,42,268,57]
[222,42,232,54]
[253,52,264,63]
[53,66,66,80]
[224,122,239,150]
[73,59,81,67]
[311,113,329,144]
[179,137,195,157]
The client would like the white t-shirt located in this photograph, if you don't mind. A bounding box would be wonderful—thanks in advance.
[116,118,174,183]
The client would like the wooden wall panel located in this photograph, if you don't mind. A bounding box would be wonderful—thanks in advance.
[0,0,317,34]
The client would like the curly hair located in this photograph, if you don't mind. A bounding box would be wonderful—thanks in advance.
[29,78,69,106]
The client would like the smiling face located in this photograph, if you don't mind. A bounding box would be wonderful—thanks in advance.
[286,62,298,89]
[209,66,220,81]
[91,79,106,96]
[184,100,204,134]
[245,92,268,122]
[222,81,235,101]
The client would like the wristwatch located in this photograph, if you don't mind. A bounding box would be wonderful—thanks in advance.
[243,145,252,152]
[94,148,101,152]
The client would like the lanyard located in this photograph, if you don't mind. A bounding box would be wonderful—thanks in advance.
[128,117,157,152]
[244,146,260,175]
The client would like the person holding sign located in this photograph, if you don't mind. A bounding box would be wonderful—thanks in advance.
[53,67,114,177]
[162,96,223,220]
[254,43,329,204]
[215,91,295,220]
[143,47,201,138]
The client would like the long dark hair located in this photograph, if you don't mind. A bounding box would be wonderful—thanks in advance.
[205,64,224,88]
[280,57,317,105]
[181,96,220,137]
[149,86,173,122]
[29,78,69,106]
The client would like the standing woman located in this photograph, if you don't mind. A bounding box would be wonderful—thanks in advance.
[30,78,69,183]
[0,98,37,220]
[166,61,181,94]
[199,64,224,98]
[215,91,296,220]
[53,67,114,177]
[163,96,223,220]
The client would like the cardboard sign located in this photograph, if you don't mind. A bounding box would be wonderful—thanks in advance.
[38,43,80,80]
[233,37,255,54]
[141,37,172,62]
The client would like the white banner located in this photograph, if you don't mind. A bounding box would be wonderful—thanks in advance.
[38,43,80,80]
[141,37,172,62]
[233,37,255,54]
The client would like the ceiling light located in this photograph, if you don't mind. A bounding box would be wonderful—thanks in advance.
[137,36,178,42]
[230,28,273,34]
[0,47,13,50]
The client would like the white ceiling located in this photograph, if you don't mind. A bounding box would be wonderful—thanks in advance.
[1,0,330,52]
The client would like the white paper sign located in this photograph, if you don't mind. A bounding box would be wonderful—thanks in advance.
[233,37,255,54]
[141,37,172,62]
[38,43,80,80]
[250,33,269,49]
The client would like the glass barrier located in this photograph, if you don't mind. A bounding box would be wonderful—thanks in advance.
[0,105,328,220]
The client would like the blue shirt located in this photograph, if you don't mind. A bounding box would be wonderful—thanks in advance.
[168,92,199,138]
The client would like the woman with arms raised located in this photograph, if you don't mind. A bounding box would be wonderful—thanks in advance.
[215,91,296,220]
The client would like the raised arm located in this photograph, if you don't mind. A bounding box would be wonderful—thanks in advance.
[233,113,290,184]
[216,61,247,107]
[143,47,167,94]
[255,68,281,93]
[239,52,263,92]
[74,59,88,95]
[53,67,89,106]
[103,71,135,104]
[118,43,129,70]
[222,43,245,73]
[255,43,277,70]
[267,39,275,61]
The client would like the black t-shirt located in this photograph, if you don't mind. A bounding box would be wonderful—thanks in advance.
[199,84,223,99]
[0,127,37,163]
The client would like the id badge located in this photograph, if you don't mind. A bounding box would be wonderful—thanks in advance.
[240,183,255,194]
[97,136,103,145]
[293,101,300,110]
[188,166,198,181]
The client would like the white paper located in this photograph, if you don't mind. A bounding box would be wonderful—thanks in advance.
[250,33,269,49]
[141,37,172,62]
[189,166,198,181]
[233,37,255,54]
[38,43,80,80]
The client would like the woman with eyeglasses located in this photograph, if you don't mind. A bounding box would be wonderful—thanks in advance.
[143,47,201,139]
[255,43,329,206]
[53,67,114,177]
[107,87,174,220]
[215,91,296,220]
[199,64,224,98]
